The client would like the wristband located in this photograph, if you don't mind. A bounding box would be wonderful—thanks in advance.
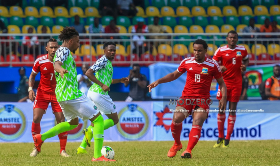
[28,87,33,92]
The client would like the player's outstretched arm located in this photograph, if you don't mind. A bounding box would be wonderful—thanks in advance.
[85,68,110,92]
[28,72,37,102]
[217,77,227,111]
[111,77,129,84]
[54,61,68,78]
[147,70,183,92]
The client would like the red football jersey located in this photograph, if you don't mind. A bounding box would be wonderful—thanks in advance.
[213,45,248,87]
[32,55,56,93]
[177,57,222,98]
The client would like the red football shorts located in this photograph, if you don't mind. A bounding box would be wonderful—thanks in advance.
[33,89,62,112]
[176,97,210,115]
[216,86,242,102]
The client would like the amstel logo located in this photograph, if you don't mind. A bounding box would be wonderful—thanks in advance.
[0,104,26,141]
[117,104,149,140]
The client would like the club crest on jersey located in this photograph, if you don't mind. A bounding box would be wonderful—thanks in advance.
[236,51,242,56]
[201,67,208,74]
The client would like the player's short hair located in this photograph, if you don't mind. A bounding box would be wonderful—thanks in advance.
[58,27,79,42]
[47,38,57,45]
[193,39,208,50]
[227,30,238,37]
[274,64,280,68]
[103,42,116,49]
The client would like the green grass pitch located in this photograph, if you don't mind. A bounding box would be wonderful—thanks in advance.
[1,140,280,166]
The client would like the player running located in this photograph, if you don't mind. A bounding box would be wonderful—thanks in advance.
[148,39,227,159]
[77,42,129,154]
[32,27,115,161]
[28,38,69,157]
[213,30,249,148]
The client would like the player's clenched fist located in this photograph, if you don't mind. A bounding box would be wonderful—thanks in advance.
[240,64,246,72]
[219,96,227,112]
[120,77,129,84]
[60,69,68,78]
[29,90,36,102]
[147,81,159,92]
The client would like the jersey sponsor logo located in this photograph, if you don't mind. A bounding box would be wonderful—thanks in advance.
[236,51,242,56]
[189,67,193,70]
[226,54,229,56]
[0,104,26,141]
[43,67,47,70]
[116,104,149,140]
[201,67,208,74]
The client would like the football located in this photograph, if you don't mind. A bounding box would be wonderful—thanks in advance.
[101,146,115,159]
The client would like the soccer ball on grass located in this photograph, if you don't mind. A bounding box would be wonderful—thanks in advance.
[101,146,115,159]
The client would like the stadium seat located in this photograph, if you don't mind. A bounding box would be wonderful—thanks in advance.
[146,6,161,17]
[74,47,81,56]
[72,55,83,67]
[25,16,39,27]
[152,0,166,8]
[155,53,167,61]
[252,44,267,55]
[173,44,188,56]
[81,45,96,55]
[86,17,95,25]
[136,6,145,17]
[116,16,131,27]
[84,25,89,33]
[6,55,21,66]
[270,5,280,15]
[248,53,256,64]
[174,25,188,33]
[85,7,100,17]
[274,15,280,24]
[199,0,212,8]
[37,25,51,33]
[178,16,193,27]
[221,25,235,33]
[76,0,89,9]
[238,5,253,16]
[70,7,84,17]
[214,0,229,7]
[168,0,181,8]
[268,44,280,55]
[91,0,100,8]
[161,6,175,16]
[30,0,44,8]
[10,6,23,17]
[188,42,194,53]
[194,16,208,27]
[192,6,206,16]
[254,5,269,16]
[162,16,177,27]
[223,6,237,16]
[127,54,140,61]
[56,16,69,26]
[52,25,64,33]
[102,16,113,26]
[207,6,222,16]
[210,16,224,27]
[241,15,253,24]
[238,44,251,53]
[54,7,69,17]
[25,6,39,17]
[252,0,261,7]
[193,35,207,40]
[0,17,8,27]
[176,6,191,16]
[41,16,54,27]
[236,24,247,33]
[7,25,21,33]
[40,7,54,17]
[258,53,272,61]
[162,25,173,33]
[117,25,127,33]
[257,15,270,24]
[262,0,275,7]
[254,24,262,29]
[207,44,218,56]
[190,25,204,33]
[171,53,184,61]
[158,44,172,56]
[182,0,198,8]
[128,25,133,33]
[113,54,127,66]
[82,55,97,63]
[205,25,220,33]
[226,16,240,27]
[209,35,225,46]
[116,44,126,56]
[274,53,280,60]
[22,54,34,66]
[174,36,191,46]
[10,16,23,27]
[141,53,154,65]
[22,25,36,33]
[0,6,9,17]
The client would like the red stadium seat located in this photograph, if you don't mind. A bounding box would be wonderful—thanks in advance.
[0,56,8,66]
[22,54,34,67]
[82,55,97,65]
[185,53,194,58]
[155,54,167,61]
[72,55,83,67]
[248,53,256,65]
[6,54,21,66]
[274,53,280,60]
[127,54,139,62]
[113,54,129,66]
[140,53,154,66]
[258,53,273,64]
[170,54,184,62]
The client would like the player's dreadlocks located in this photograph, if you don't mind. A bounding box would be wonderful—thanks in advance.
[58,27,79,42]
[103,42,116,49]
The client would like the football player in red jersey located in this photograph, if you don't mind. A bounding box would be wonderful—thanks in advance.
[28,38,69,157]
[148,39,227,159]
[212,30,249,148]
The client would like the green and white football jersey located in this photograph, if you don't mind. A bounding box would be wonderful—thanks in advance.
[54,47,83,102]
[89,55,113,95]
